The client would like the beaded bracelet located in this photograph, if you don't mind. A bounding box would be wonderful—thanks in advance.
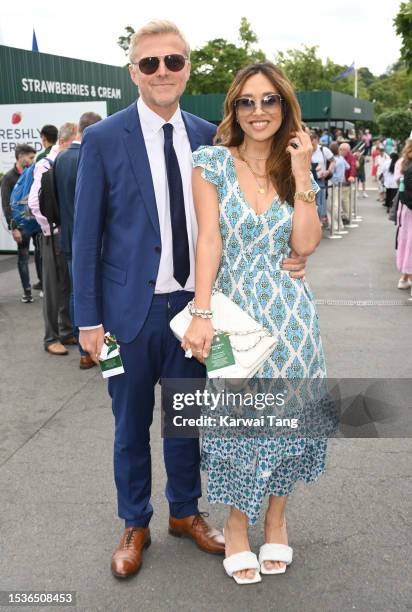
[188,300,213,319]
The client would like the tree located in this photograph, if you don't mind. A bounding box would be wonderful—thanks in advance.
[378,109,412,142]
[275,46,369,98]
[186,19,266,94]
[368,65,412,115]
[357,67,375,88]
[394,1,412,72]
[276,46,325,91]
[238,16,258,53]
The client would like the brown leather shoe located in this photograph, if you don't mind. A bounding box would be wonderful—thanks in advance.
[79,355,96,370]
[111,527,151,579]
[169,512,225,555]
[45,342,68,355]
[62,336,78,346]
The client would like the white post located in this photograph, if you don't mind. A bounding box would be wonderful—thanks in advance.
[354,178,363,222]
[327,184,342,240]
[336,183,348,235]
[346,182,359,228]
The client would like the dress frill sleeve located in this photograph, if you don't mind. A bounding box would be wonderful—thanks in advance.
[192,145,221,187]
[310,171,321,194]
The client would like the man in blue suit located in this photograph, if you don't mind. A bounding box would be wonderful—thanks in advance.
[54,112,102,369]
[73,20,307,579]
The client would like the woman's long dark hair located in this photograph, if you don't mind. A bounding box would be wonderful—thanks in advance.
[389,152,399,174]
[215,62,302,204]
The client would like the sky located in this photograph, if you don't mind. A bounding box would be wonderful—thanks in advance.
[0,0,404,75]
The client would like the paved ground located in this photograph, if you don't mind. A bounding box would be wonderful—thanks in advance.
[0,174,411,612]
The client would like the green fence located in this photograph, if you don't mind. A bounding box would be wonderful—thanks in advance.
[1,46,374,123]
[181,90,374,124]
[0,45,137,115]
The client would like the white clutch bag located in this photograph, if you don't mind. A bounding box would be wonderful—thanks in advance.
[169,291,277,380]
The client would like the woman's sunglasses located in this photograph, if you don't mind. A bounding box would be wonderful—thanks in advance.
[234,94,283,114]
[132,54,188,75]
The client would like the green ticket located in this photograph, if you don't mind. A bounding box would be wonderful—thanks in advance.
[99,331,125,378]
[205,333,236,375]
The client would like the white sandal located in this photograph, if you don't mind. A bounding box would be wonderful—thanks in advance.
[259,543,293,575]
[223,551,261,584]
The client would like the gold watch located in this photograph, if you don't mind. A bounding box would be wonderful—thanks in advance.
[294,189,316,203]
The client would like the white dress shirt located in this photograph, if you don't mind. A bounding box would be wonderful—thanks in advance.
[80,98,197,330]
[138,96,196,293]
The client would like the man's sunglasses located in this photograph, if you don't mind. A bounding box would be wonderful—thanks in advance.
[234,94,283,114]
[132,54,188,75]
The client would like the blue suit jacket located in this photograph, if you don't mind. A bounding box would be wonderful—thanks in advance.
[54,142,80,258]
[72,102,216,343]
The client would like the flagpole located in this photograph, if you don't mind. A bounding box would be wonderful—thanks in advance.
[354,65,358,98]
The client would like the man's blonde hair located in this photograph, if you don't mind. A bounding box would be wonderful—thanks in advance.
[58,122,77,142]
[128,20,190,63]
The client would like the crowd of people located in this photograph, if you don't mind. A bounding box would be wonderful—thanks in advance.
[1,114,102,368]
[310,129,363,229]
[309,128,412,297]
[314,126,374,155]
[387,140,412,294]
[367,136,412,295]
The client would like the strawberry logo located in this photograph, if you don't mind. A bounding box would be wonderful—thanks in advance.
[11,112,22,125]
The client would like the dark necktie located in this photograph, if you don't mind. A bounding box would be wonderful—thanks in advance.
[163,123,190,288]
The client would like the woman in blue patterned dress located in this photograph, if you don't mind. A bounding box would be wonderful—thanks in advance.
[182,62,328,584]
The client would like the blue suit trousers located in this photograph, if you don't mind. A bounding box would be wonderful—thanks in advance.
[108,291,205,527]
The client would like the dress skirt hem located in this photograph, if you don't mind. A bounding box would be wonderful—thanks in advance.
[201,437,328,525]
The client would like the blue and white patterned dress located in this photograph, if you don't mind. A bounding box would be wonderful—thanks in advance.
[192,145,330,525]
